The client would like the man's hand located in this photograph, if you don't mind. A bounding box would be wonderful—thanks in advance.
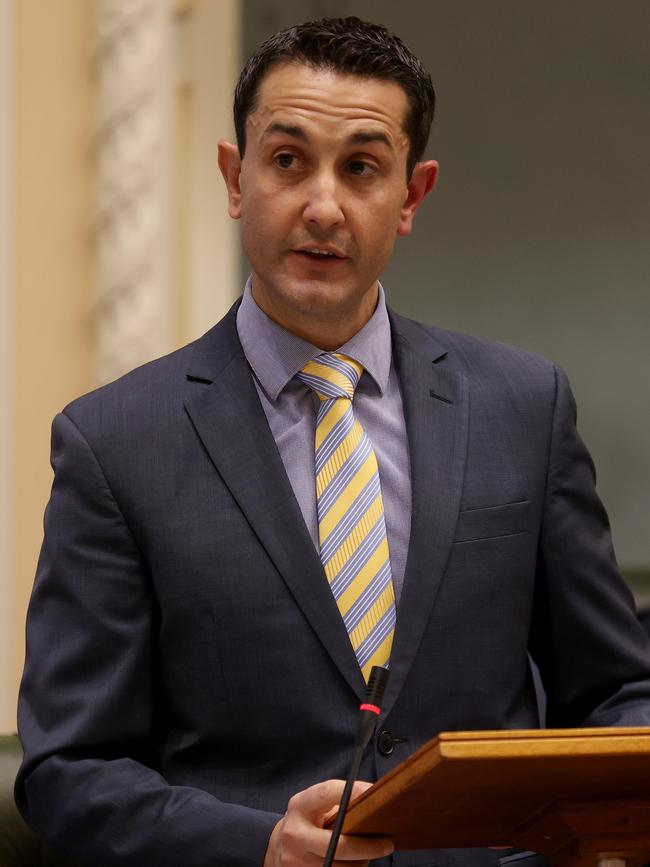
[264,780,394,867]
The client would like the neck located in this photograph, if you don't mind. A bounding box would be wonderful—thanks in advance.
[250,281,379,350]
[275,318,366,351]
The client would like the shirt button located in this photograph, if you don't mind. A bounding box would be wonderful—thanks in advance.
[377,730,394,755]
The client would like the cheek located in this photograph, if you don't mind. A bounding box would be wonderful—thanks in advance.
[242,190,293,233]
[365,207,401,249]
[239,212,267,265]
[359,215,400,272]
[240,198,273,238]
[240,207,288,266]
[362,191,404,236]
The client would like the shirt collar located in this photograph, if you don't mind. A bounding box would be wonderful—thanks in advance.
[236,277,392,401]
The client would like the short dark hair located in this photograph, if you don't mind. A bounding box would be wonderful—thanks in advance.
[233,17,435,179]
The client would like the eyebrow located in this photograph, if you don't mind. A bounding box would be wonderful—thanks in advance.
[262,123,394,150]
[347,130,393,150]
[262,122,308,142]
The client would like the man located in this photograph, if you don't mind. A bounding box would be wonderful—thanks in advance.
[16,16,650,867]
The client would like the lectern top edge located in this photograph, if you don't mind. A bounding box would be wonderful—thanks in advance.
[343,727,650,821]
[436,727,650,742]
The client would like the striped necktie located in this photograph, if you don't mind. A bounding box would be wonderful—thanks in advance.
[297,353,396,682]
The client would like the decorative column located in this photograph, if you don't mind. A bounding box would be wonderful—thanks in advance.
[93,0,174,384]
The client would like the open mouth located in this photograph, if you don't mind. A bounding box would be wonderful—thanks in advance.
[295,248,345,263]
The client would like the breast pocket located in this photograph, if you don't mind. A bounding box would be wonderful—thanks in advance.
[453,500,532,543]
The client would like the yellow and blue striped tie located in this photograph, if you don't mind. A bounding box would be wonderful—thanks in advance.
[297,353,396,682]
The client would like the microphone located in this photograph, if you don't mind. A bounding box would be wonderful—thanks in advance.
[323,666,390,867]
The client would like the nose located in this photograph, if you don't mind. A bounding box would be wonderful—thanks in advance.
[302,172,345,231]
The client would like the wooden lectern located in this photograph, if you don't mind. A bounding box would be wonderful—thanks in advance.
[335,728,650,867]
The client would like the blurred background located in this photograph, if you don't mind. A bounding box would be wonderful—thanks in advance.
[1,0,648,733]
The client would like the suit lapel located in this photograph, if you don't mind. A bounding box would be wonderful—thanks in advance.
[184,305,365,698]
[381,311,470,719]
[182,304,468,710]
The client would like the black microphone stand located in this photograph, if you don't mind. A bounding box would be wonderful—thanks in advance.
[323,666,390,867]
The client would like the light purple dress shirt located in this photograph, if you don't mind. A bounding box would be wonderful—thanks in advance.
[236,279,411,601]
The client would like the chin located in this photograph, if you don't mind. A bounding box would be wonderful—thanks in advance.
[281,278,352,312]
[252,270,375,330]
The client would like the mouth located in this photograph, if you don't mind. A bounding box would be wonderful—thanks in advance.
[293,246,347,264]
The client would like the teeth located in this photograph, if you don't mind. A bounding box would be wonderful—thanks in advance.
[305,248,334,256]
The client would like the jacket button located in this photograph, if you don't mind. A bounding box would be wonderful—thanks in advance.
[377,730,394,755]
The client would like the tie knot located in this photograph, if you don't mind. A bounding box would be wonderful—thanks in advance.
[297,353,363,401]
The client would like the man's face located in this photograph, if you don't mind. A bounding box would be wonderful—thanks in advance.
[219,62,437,345]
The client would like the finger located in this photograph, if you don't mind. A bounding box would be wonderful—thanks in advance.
[329,860,370,867]
[287,854,370,867]
[350,780,374,797]
[318,831,394,862]
[282,812,393,862]
[288,779,347,822]
[280,780,392,865]
[300,825,393,861]
[322,780,374,825]
[303,857,377,867]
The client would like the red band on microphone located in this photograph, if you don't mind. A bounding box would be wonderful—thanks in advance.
[359,703,381,715]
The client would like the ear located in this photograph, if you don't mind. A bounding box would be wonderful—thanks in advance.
[218,140,243,219]
[397,160,438,236]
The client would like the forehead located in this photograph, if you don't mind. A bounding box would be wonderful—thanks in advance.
[247,62,410,148]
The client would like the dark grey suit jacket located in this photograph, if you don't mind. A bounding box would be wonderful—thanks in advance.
[16,303,650,867]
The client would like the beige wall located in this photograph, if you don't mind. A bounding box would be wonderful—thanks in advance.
[2,0,95,733]
[1,0,14,734]
[2,0,241,734]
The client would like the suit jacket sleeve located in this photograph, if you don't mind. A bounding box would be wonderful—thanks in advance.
[15,411,281,867]
[531,365,650,726]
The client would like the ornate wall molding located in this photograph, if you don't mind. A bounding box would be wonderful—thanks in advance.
[93,0,174,384]
[183,0,241,339]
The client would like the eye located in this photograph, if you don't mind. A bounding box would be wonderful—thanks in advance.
[347,160,377,177]
[274,152,298,170]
